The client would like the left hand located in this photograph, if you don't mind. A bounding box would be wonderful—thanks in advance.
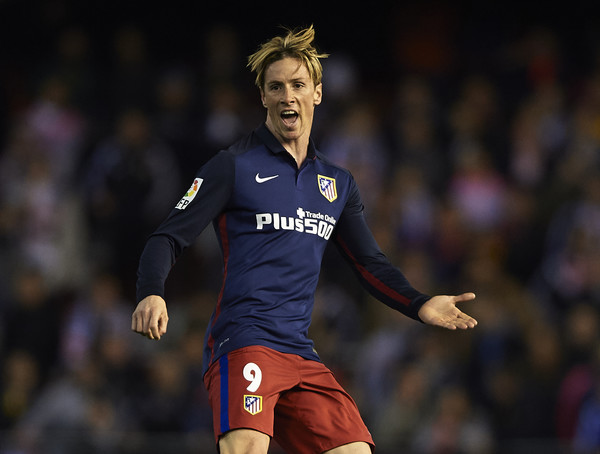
[418,292,477,330]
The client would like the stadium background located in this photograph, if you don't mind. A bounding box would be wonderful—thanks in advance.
[2,1,600,452]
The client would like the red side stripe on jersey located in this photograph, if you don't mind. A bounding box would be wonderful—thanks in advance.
[207,214,230,362]
[337,236,411,306]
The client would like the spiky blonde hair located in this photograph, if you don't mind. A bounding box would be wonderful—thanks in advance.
[247,25,329,90]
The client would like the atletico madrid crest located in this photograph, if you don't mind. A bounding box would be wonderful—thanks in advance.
[243,395,262,415]
[317,175,337,202]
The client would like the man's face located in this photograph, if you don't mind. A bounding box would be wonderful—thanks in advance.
[261,57,322,146]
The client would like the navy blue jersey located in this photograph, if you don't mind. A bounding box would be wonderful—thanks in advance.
[136,124,430,374]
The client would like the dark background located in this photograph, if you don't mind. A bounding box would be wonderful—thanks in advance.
[2,1,600,453]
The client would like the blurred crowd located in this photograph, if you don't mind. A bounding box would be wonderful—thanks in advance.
[2,3,600,453]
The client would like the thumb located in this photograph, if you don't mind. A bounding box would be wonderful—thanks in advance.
[454,292,476,304]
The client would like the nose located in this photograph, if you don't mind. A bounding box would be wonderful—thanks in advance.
[281,86,294,104]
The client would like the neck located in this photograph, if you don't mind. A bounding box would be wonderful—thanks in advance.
[283,140,308,168]
[265,122,309,168]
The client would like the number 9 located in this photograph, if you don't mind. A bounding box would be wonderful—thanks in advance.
[243,362,262,392]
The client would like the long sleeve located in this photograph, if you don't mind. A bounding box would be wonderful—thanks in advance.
[332,179,430,321]
[136,150,235,302]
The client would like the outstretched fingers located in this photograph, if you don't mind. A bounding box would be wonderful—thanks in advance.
[418,293,478,330]
[452,293,478,329]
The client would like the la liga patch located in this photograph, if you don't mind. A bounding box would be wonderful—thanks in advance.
[175,178,203,210]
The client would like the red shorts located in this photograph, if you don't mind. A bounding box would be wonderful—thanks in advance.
[203,346,374,453]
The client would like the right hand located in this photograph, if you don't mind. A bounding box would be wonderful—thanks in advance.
[131,295,169,340]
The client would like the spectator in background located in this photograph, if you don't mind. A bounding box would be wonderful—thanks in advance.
[412,384,494,454]
[24,73,87,186]
[201,81,245,155]
[154,68,204,174]
[12,360,123,454]
[202,24,243,86]
[60,272,132,372]
[535,169,600,317]
[0,351,40,431]
[321,100,391,211]
[2,267,62,386]
[370,361,431,453]
[106,25,155,120]
[384,164,437,252]
[37,26,99,119]
[555,303,599,441]
[447,145,508,234]
[83,107,181,289]
[0,73,88,289]
[0,124,44,291]
[509,83,567,189]
[387,76,445,192]
[447,75,504,171]
[572,344,600,453]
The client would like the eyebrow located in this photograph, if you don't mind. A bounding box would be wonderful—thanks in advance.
[266,76,309,85]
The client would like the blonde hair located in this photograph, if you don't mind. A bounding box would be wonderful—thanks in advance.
[247,25,329,89]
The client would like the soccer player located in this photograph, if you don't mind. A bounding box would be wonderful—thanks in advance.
[132,25,477,454]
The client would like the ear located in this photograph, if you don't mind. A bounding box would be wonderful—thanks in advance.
[314,83,323,106]
[260,88,267,108]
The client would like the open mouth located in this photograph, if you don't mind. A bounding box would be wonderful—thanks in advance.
[281,110,298,127]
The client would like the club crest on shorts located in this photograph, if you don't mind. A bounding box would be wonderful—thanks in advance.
[243,395,262,415]
[175,178,203,210]
[318,175,337,202]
